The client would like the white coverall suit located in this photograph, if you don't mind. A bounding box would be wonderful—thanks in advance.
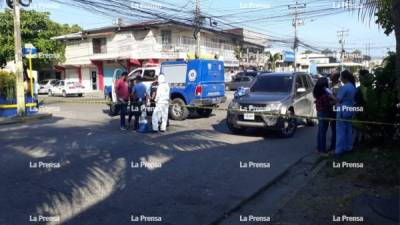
[152,75,170,131]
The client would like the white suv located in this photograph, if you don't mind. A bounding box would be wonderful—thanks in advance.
[49,80,84,97]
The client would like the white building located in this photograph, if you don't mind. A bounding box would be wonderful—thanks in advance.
[52,20,266,91]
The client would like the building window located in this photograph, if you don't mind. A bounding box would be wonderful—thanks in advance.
[92,38,107,54]
[161,30,171,45]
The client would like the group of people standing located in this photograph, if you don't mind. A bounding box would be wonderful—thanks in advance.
[313,70,361,156]
[115,72,170,133]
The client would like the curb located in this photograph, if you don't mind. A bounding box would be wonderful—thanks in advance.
[0,113,53,126]
[209,153,326,225]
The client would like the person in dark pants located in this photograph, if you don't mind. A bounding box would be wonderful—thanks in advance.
[115,72,129,130]
[329,72,341,151]
[128,77,147,130]
[313,77,335,155]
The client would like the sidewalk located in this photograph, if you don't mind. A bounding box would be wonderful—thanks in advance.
[0,113,52,126]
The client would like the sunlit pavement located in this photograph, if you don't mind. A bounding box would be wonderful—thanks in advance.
[0,92,317,225]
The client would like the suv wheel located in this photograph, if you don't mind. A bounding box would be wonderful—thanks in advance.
[109,104,118,116]
[278,110,297,138]
[197,108,213,117]
[227,121,246,134]
[169,98,189,121]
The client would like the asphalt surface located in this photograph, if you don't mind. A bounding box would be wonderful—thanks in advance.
[0,92,317,225]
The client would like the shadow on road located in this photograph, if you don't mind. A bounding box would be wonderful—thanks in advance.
[0,117,315,225]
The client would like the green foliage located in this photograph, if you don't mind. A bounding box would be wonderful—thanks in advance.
[375,0,394,35]
[0,9,81,69]
[0,70,16,100]
[355,52,399,142]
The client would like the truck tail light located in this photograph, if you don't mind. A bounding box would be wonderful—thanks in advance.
[195,85,203,96]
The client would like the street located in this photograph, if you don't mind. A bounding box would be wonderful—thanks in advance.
[0,92,317,225]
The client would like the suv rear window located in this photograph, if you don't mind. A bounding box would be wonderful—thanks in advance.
[251,75,293,93]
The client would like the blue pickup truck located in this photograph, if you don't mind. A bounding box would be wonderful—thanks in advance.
[162,59,226,120]
[105,59,226,120]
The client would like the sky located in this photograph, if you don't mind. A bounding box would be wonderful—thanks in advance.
[0,0,396,58]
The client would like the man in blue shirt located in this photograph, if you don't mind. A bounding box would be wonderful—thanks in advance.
[128,77,148,130]
[335,70,357,155]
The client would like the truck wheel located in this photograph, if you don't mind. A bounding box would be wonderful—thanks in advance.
[169,98,189,121]
[109,104,119,116]
[278,110,297,138]
[227,121,246,134]
[197,108,213,117]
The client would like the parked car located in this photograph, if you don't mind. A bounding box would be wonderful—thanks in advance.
[48,80,84,97]
[38,79,59,94]
[234,71,259,78]
[226,72,316,138]
[225,76,254,91]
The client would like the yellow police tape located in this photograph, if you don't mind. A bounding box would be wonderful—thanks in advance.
[0,103,37,109]
[38,98,400,127]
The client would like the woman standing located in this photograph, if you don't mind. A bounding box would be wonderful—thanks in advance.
[335,70,357,156]
[313,77,335,155]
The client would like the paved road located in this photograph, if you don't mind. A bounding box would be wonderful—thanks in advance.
[0,92,317,225]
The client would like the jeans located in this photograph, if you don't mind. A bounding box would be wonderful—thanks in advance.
[119,102,127,128]
[329,111,336,150]
[128,102,142,130]
[335,119,353,155]
[317,111,330,152]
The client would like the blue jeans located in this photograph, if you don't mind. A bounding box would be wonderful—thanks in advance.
[317,111,330,152]
[335,119,353,155]
[119,102,127,128]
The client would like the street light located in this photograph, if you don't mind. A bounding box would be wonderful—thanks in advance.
[6,0,32,8]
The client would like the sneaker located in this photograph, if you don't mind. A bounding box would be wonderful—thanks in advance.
[120,126,127,131]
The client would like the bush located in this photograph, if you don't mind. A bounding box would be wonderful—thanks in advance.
[355,52,400,142]
[0,70,16,100]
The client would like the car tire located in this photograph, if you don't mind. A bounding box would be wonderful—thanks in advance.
[197,108,213,117]
[109,104,119,116]
[306,118,316,126]
[62,90,67,98]
[227,121,246,134]
[169,98,189,121]
[78,94,83,97]
[48,90,52,97]
[278,110,297,138]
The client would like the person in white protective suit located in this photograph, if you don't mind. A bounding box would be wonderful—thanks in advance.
[152,74,170,132]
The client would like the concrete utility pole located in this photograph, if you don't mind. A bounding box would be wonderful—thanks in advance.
[288,1,306,72]
[194,0,201,58]
[337,28,349,70]
[12,0,26,116]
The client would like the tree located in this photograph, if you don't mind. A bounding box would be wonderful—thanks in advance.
[321,49,333,55]
[303,50,313,54]
[267,53,281,71]
[346,0,400,98]
[0,9,81,69]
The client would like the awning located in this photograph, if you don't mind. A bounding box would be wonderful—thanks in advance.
[129,59,142,66]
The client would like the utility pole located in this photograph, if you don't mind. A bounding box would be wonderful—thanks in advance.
[194,0,201,58]
[337,28,349,71]
[288,1,306,72]
[12,0,26,116]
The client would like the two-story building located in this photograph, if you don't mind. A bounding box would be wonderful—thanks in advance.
[52,20,267,91]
